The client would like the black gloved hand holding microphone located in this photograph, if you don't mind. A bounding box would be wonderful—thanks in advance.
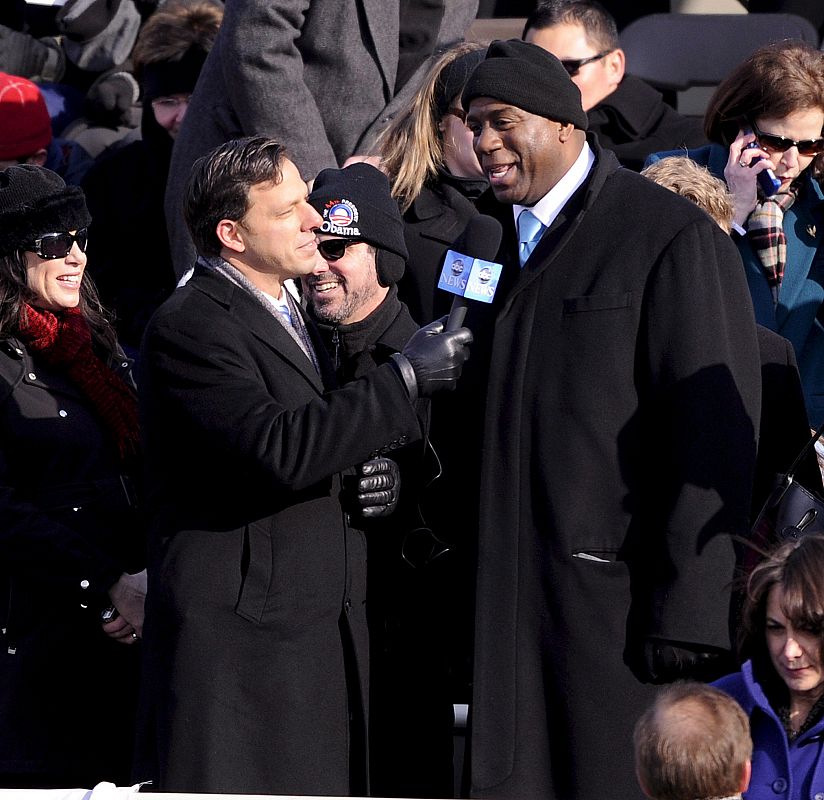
[389,214,503,400]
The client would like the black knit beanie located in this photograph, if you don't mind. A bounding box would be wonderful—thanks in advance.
[0,165,92,257]
[434,48,486,119]
[140,46,208,101]
[462,39,588,130]
[309,163,408,287]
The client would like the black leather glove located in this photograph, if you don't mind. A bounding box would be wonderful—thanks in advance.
[84,70,139,126]
[628,637,735,684]
[0,26,64,81]
[391,317,472,400]
[354,458,400,519]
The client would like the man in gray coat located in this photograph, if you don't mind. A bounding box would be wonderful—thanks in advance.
[164,0,479,279]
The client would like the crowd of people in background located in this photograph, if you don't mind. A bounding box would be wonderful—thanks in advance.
[1,0,824,798]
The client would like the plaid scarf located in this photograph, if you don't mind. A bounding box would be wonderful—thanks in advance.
[747,186,798,304]
[17,305,140,463]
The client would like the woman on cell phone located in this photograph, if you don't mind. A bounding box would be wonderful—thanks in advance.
[645,41,824,426]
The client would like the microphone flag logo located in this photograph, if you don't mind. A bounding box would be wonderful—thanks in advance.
[437,249,502,303]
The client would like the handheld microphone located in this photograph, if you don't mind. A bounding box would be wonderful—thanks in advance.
[438,215,504,331]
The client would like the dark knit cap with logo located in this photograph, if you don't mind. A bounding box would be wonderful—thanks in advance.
[309,162,408,287]
[0,165,91,257]
[462,39,588,130]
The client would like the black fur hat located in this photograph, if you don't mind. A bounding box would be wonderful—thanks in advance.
[0,165,91,257]
[309,163,408,287]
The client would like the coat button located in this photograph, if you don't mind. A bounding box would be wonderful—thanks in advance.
[813,793,824,800]
[772,778,788,793]
[27,372,36,381]
[59,409,67,417]
[14,348,22,356]
[80,579,90,590]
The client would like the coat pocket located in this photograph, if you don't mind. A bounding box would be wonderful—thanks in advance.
[234,521,274,624]
[562,292,632,314]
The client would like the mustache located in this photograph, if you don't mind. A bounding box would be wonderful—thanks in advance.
[307,271,342,286]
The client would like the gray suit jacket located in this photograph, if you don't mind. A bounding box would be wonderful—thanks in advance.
[164,0,479,278]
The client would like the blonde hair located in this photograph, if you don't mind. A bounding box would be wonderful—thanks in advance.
[377,42,485,213]
[641,156,734,234]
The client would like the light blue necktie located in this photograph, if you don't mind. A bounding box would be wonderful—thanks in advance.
[518,209,545,267]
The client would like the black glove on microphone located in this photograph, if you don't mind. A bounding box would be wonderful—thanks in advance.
[629,637,735,684]
[391,317,472,400]
[352,457,400,519]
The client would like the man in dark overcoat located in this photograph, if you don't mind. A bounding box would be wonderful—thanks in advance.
[136,136,472,795]
[460,41,762,799]
[164,0,480,279]
[302,163,456,797]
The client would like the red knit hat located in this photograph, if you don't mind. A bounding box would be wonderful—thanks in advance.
[0,72,53,161]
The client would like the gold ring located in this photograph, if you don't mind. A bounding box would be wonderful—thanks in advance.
[738,160,747,168]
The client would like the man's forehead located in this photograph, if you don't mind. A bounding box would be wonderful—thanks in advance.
[467,99,525,117]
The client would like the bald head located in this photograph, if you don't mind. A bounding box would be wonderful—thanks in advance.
[634,683,752,800]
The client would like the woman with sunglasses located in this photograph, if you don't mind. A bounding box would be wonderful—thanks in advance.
[646,40,824,425]
[714,534,824,800]
[0,165,145,787]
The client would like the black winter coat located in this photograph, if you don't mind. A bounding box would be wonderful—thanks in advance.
[137,267,424,795]
[0,338,143,785]
[466,142,762,799]
[312,288,455,798]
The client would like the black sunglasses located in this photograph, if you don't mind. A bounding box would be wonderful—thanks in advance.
[26,228,89,260]
[316,237,362,261]
[560,49,613,77]
[750,119,824,157]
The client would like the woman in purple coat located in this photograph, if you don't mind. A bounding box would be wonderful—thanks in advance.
[715,534,824,800]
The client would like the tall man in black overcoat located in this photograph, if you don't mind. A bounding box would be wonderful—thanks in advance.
[459,41,762,799]
[136,136,472,795]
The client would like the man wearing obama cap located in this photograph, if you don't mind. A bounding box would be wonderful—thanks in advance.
[303,162,455,797]
[458,39,763,800]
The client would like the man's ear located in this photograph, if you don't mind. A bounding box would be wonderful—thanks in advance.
[738,759,752,793]
[606,47,625,88]
[635,769,653,799]
[26,149,48,167]
[558,122,576,143]
[216,218,245,254]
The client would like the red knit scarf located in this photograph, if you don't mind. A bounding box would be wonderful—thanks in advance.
[17,304,140,462]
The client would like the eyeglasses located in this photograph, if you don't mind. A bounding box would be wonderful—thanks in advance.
[151,95,191,118]
[316,237,362,261]
[750,119,824,157]
[560,49,613,77]
[26,228,89,260]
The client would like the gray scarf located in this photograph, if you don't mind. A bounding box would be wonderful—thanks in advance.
[198,256,319,372]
